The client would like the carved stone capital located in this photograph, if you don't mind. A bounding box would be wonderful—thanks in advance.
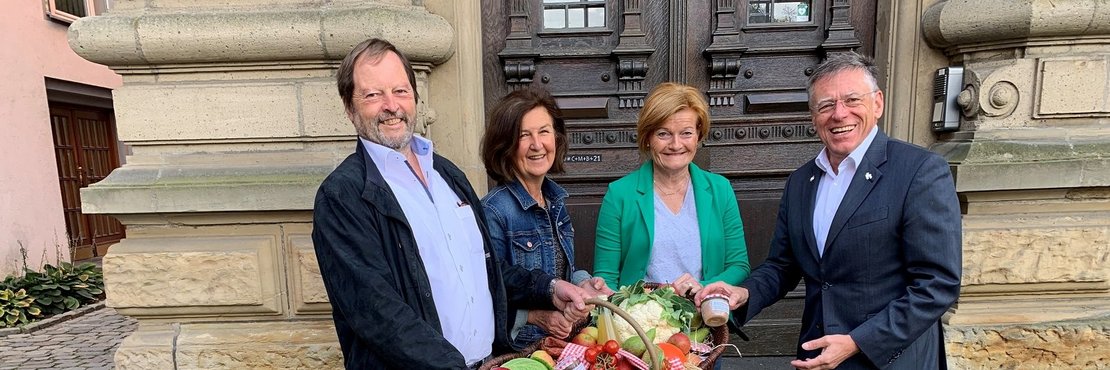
[69,3,455,67]
[923,0,1110,50]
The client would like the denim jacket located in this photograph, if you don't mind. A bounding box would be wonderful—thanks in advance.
[482,178,590,350]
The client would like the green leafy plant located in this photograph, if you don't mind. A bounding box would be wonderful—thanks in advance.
[0,288,42,327]
[0,262,104,328]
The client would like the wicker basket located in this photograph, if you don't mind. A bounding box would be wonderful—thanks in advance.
[480,296,729,370]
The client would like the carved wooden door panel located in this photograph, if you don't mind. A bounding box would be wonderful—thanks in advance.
[50,105,125,260]
[482,0,875,355]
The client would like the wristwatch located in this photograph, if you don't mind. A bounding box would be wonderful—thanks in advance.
[548,278,559,301]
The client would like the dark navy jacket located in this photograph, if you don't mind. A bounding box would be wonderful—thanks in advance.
[312,142,557,369]
[736,131,961,369]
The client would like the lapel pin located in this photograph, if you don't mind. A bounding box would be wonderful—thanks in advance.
[865,172,873,181]
[809,175,815,182]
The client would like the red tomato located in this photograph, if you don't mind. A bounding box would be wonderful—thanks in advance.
[603,340,620,355]
[584,347,600,364]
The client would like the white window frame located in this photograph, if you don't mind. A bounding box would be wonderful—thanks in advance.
[46,0,109,24]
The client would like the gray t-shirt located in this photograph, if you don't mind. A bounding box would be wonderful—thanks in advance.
[645,183,703,284]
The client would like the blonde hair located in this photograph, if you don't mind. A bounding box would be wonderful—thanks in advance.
[635,83,711,157]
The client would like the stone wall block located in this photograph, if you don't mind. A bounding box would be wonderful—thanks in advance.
[300,80,352,138]
[1037,57,1110,116]
[113,325,177,370]
[113,83,301,142]
[946,321,1110,369]
[104,234,283,316]
[174,321,342,369]
[287,231,332,314]
[963,222,1110,286]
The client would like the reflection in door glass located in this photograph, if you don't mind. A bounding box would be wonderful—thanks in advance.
[749,0,811,24]
[543,0,606,29]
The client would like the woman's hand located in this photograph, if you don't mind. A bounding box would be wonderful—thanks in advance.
[578,277,614,298]
[671,273,703,298]
[527,309,576,339]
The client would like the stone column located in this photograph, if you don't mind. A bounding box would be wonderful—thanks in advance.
[69,1,455,368]
[923,1,1110,368]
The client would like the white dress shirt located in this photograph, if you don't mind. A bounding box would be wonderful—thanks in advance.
[812,127,879,257]
[361,135,494,366]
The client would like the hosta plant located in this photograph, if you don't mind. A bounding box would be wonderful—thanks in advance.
[0,288,42,327]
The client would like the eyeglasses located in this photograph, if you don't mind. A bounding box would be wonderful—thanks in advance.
[812,90,878,115]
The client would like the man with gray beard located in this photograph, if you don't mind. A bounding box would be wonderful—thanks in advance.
[312,38,593,369]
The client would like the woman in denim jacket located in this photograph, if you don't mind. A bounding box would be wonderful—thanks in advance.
[480,88,613,350]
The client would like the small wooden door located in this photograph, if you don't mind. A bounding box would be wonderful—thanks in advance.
[482,0,876,355]
[50,105,125,260]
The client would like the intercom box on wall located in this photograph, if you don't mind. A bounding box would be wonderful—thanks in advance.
[931,66,964,132]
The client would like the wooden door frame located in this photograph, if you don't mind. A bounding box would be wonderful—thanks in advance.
[46,80,125,261]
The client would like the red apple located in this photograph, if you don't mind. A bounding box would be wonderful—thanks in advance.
[667,332,692,354]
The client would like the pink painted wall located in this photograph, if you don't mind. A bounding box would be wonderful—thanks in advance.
[0,3,122,276]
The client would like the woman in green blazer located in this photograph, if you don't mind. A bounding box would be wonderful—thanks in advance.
[594,83,750,295]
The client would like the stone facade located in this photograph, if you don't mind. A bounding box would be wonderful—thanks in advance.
[70,0,1109,368]
[923,0,1110,368]
[71,1,469,368]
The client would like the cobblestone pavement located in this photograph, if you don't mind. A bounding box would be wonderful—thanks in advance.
[0,307,137,370]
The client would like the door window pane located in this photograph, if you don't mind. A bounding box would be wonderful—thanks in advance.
[748,0,811,24]
[543,0,606,29]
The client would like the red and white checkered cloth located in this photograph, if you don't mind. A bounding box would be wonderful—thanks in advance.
[554,343,686,370]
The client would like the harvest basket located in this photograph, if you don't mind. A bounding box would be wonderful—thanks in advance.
[480,296,730,370]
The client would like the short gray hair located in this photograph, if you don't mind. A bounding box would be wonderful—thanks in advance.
[807,52,879,99]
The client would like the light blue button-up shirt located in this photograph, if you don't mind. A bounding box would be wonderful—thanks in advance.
[813,127,879,256]
[360,135,494,366]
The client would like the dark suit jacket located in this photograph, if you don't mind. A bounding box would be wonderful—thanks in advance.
[312,142,556,369]
[736,131,962,369]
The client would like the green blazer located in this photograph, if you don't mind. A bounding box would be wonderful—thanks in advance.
[593,161,750,291]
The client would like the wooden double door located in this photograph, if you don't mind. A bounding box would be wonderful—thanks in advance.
[482,0,876,355]
[50,104,125,260]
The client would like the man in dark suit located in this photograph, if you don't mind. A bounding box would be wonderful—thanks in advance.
[696,52,961,369]
[311,38,592,369]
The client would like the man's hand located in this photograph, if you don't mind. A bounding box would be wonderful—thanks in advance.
[671,273,702,297]
[790,334,860,370]
[527,309,575,339]
[578,277,614,298]
[693,281,749,310]
[552,279,593,321]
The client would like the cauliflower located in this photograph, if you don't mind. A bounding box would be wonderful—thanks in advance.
[613,299,678,344]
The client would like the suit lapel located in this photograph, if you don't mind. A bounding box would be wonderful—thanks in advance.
[800,164,822,261]
[823,132,889,256]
